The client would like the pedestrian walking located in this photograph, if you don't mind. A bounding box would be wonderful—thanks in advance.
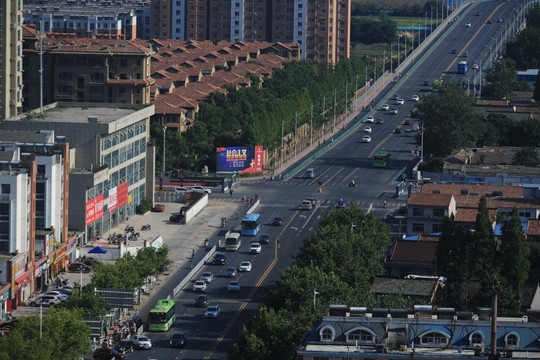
[242,194,246,203]
[192,249,196,259]
[277,239,280,248]
[229,188,233,197]
[204,238,209,247]
[236,211,239,220]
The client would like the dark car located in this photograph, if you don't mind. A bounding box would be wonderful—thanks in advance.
[114,340,134,354]
[169,214,182,223]
[423,81,430,86]
[259,234,271,244]
[272,217,283,226]
[68,262,92,273]
[395,127,402,134]
[486,19,492,24]
[450,49,457,54]
[93,347,127,360]
[170,332,187,348]
[212,252,226,265]
[195,294,208,307]
[152,204,165,212]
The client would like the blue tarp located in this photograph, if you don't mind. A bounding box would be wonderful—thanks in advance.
[88,246,107,254]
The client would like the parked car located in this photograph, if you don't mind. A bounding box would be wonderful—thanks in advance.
[169,213,182,223]
[174,187,191,193]
[362,135,372,143]
[193,280,207,292]
[411,95,420,102]
[152,204,165,212]
[28,294,62,307]
[200,272,214,283]
[212,252,226,265]
[250,242,262,254]
[44,290,68,301]
[170,332,187,348]
[475,11,481,16]
[205,305,221,318]
[68,262,92,273]
[380,104,390,111]
[131,335,152,350]
[226,267,238,278]
[272,217,283,226]
[259,234,271,244]
[239,261,252,272]
[114,340,135,354]
[365,116,375,123]
[195,294,208,307]
[465,22,471,27]
[364,126,372,133]
[190,186,212,194]
[228,280,241,292]
[93,348,128,360]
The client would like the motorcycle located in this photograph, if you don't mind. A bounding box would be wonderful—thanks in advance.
[141,224,151,231]
[348,182,356,187]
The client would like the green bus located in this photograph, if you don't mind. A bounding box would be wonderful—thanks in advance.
[148,299,175,331]
[373,151,391,168]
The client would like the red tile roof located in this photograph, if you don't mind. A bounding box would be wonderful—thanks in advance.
[454,208,498,223]
[407,193,454,207]
[421,184,524,198]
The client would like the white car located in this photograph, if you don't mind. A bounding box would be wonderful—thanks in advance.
[200,271,214,283]
[249,242,262,254]
[190,186,212,194]
[365,116,375,123]
[132,335,152,350]
[465,22,471,27]
[364,126,372,133]
[471,63,479,69]
[193,280,207,292]
[45,291,68,301]
[390,108,398,115]
[381,104,389,111]
[239,261,252,272]
[411,95,420,102]
[174,186,191,193]
[396,98,405,105]
[362,135,372,143]
[28,294,62,307]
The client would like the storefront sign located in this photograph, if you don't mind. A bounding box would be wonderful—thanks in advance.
[108,181,128,212]
[11,253,27,280]
[85,194,104,226]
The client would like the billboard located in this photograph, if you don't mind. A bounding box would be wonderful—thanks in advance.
[108,181,129,212]
[216,146,263,173]
[86,194,104,226]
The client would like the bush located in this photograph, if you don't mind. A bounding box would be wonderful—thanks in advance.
[136,197,153,214]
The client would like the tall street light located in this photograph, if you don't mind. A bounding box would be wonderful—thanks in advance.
[162,127,166,173]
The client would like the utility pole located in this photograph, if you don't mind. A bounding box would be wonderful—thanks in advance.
[333,89,336,133]
[310,103,313,147]
[294,112,298,157]
[355,74,358,112]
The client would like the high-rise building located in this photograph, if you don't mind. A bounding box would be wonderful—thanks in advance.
[0,0,23,120]
[157,0,350,63]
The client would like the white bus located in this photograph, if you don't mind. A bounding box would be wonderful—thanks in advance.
[224,232,241,251]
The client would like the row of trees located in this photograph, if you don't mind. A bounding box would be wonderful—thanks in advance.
[506,4,540,69]
[436,199,534,312]
[351,15,398,44]
[352,1,447,18]
[0,246,171,360]
[228,205,410,360]
[153,59,369,172]
[413,81,540,161]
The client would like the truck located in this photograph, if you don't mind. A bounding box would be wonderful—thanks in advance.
[457,61,468,74]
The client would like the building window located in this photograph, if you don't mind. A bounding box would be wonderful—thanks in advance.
[420,331,449,346]
[345,328,376,344]
[413,207,424,216]
[319,326,335,342]
[433,208,445,217]
[432,223,442,233]
[1,184,10,194]
[469,332,484,347]
[412,223,424,233]
[505,333,519,347]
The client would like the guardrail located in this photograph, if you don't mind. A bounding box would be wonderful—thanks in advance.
[392,166,408,183]
[171,245,217,297]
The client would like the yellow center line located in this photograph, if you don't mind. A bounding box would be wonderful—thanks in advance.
[203,211,300,359]
[444,3,507,73]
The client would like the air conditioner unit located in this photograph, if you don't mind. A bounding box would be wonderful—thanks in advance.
[10,24,17,29]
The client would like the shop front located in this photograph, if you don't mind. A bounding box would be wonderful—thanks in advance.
[0,284,10,319]
[50,244,68,278]
[10,253,31,309]
[33,258,48,292]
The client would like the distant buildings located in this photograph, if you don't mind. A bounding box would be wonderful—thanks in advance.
[0,0,24,120]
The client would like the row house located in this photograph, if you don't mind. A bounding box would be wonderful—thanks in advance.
[0,130,73,318]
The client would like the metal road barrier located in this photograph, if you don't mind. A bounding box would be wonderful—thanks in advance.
[171,245,217,297]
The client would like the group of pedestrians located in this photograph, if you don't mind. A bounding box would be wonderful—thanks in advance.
[241,194,259,206]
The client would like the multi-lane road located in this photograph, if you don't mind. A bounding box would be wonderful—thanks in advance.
[125,1,531,359]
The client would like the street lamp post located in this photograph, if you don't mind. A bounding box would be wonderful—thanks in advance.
[313,289,319,310]
[162,127,166,173]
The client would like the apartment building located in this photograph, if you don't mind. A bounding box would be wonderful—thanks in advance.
[0,0,24,120]
[159,0,350,63]
[0,130,72,314]
[2,103,156,245]
[22,30,154,112]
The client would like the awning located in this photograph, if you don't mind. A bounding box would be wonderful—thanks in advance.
[88,246,107,254]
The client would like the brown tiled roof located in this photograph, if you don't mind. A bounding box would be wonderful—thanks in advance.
[390,240,438,262]
[421,184,524,198]
[41,36,153,55]
[526,219,540,236]
[454,208,498,223]
[23,24,39,37]
[407,193,453,207]
[106,79,154,86]
[371,277,440,298]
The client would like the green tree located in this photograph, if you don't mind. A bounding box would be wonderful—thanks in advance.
[534,74,540,101]
[513,146,540,166]
[0,308,91,360]
[484,58,518,100]
[414,81,482,157]
[498,208,530,312]
[58,286,106,316]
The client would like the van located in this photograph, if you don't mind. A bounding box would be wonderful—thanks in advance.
[305,168,315,178]
[301,200,313,210]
